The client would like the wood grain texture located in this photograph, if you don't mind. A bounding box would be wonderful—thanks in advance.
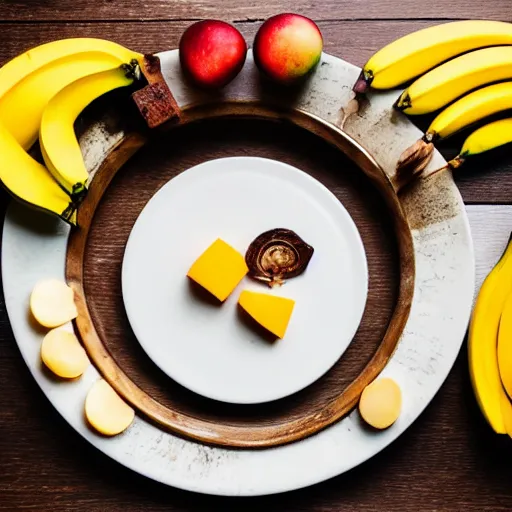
[1,19,512,203]
[467,205,512,293]
[0,0,508,22]
[2,0,512,508]
[80,115,399,424]
[0,20,450,65]
[2,268,512,512]
[66,104,414,447]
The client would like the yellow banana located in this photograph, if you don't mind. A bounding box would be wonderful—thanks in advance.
[469,235,512,434]
[501,392,512,439]
[396,83,512,178]
[0,121,76,225]
[425,82,512,142]
[498,291,512,400]
[0,50,141,150]
[0,39,141,149]
[0,38,142,223]
[0,38,138,98]
[40,67,135,198]
[395,46,512,115]
[449,118,512,168]
[354,20,512,93]
[397,117,512,188]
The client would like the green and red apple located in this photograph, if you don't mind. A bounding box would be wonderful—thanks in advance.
[253,13,323,84]
[179,20,247,89]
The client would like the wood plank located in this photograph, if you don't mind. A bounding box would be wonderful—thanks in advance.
[1,204,511,510]
[467,205,512,292]
[0,20,449,67]
[1,19,512,203]
[0,0,509,22]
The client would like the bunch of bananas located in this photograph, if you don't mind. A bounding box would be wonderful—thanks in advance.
[357,20,512,435]
[471,236,512,436]
[353,20,512,186]
[0,38,145,224]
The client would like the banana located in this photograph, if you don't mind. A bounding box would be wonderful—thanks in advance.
[396,82,512,178]
[0,121,76,225]
[395,46,512,115]
[353,20,512,93]
[498,290,512,400]
[501,393,512,438]
[40,67,135,198]
[0,51,140,150]
[398,117,512,187]
[469,234,512,434]
[425,82,512,142]
[0,38,138,98]
[448,118,512,169]
[0,39,141,149]
[0,38,142,224]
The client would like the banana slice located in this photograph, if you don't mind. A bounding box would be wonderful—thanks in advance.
[359,377,402,429]
[30,279,78,328]
[85,379,135,436]
[41,328,89,378]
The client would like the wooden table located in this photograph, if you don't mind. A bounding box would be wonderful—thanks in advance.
[2,2,512,510]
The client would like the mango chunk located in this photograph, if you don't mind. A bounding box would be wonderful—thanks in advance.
[359,377,402,429]
[85,379,135,436]
[187,238,248,302]
[238,290,295,339]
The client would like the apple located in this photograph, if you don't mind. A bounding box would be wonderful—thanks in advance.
[179,20,247,89]
[253,13,323,85]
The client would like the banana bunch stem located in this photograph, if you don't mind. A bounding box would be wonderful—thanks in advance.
[0,39,181,226]
[353,70,373,94]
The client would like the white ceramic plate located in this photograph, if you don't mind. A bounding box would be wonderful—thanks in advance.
[122,156,368,404]
[1,50,475,496]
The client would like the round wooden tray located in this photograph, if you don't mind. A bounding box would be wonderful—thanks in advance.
[66,101,414,448]
[2,50,475,495]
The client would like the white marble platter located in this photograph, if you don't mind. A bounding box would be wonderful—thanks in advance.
[1,50,475,495]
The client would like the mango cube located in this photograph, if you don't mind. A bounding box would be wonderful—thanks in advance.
[187,238,248,301]
[238,290,295,339]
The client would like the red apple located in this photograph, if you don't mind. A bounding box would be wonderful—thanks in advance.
[253,14,323,85]
[179,20,247,89]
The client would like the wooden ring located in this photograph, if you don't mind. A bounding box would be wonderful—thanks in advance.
[66,101,415,448]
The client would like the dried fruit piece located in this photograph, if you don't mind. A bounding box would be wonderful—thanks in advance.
[395,138,434,190]
[245,228,314,287]
[238,290,295,339]
[187,238,248,301]
[85,379,135,436]
[30,279,78,328]
[359,377,402,429]
[131,54,181,128]
[41,328,89,379]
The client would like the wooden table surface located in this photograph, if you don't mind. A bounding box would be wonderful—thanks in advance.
[2,2,512,511]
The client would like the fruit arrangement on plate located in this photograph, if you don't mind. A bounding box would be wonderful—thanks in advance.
[0,13,510,493]
[351,20,512,188]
